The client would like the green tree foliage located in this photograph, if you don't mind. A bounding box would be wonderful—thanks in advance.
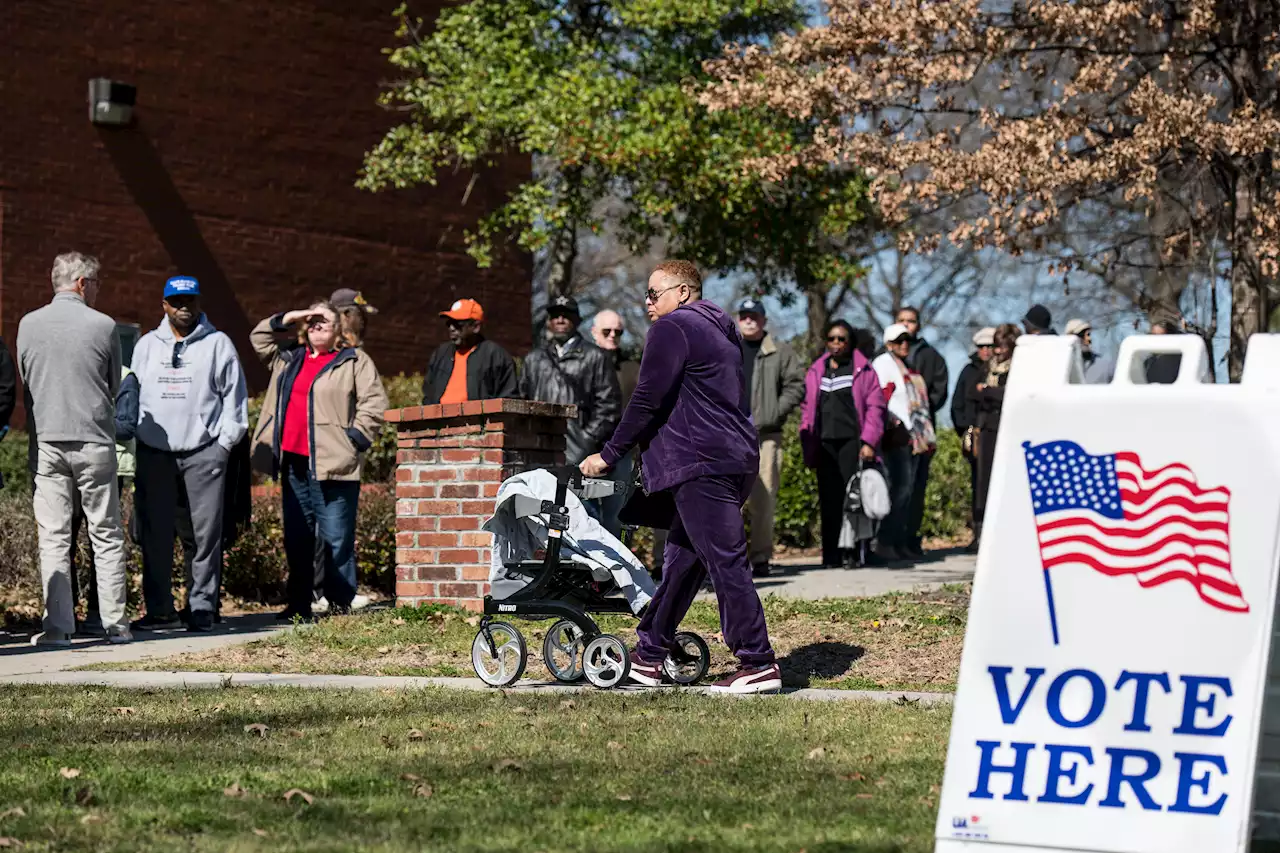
[359,0,870,305]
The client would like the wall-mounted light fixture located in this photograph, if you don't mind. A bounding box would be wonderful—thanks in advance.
[88,79,136,126]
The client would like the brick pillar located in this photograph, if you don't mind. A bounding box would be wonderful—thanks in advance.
[387,399,577,611]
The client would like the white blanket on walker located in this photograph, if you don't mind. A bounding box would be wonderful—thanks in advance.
[481,469,655,614]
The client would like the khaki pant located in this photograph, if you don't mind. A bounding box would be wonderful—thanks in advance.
[33,441,128,635]
[745,434,781,568]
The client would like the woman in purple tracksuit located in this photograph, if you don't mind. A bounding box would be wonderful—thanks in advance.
[798,321,887,568]
[580,260,780,695]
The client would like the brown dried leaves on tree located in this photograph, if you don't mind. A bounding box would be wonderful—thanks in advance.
[702,0,1280,373]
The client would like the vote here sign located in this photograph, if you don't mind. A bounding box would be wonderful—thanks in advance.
[936,334,1280,853]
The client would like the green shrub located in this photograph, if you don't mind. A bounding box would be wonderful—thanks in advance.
[920,428,971,540]
[0,431,31,495]
[362,373,422,484]
[774,412,818,548]
[355,487,397,595]
[222,488,398,602]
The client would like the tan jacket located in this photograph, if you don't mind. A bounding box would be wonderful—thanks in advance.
[249,315,389,482]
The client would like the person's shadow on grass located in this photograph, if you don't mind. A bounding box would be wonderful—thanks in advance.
[777,641,865,689]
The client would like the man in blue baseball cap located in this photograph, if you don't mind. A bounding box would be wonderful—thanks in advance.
[130,275,248,633]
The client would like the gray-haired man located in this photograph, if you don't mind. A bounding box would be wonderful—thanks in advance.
[18,252,130,647]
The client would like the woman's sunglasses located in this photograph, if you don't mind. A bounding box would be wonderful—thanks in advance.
[827,334,849,343]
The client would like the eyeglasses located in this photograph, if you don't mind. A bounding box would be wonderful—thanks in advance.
[446,319,476,329]
[645,284,682,303]
[827,335,848,343]
[599,328,623,338]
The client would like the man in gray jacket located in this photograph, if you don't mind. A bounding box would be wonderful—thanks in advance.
[130,276,248,633]
[737,298,805,576]
[18,252,130,647]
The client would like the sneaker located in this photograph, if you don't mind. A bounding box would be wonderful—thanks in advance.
[131,614,183,631]
[30,631,72,649]
[106,626,133,644]
[312,597,330,615]
[350,594,371,611]
[187,610,214,633]
[707,663,782,695]
[627,657,665,687]
[751,563,772,578]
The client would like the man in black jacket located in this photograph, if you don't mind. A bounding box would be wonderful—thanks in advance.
[895,306,949,559]
[950,327,993,553]
[421,298,518,405]
[520,294,621,466]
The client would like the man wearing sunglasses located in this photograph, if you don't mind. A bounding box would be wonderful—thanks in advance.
[580,260,779,694]
[421,298,517,406]
[590,309,639,537]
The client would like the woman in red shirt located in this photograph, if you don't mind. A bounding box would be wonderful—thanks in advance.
[249,301,388,621]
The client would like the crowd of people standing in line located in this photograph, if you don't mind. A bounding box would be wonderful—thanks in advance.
[12,252,392,647]
[9,250,1180,655]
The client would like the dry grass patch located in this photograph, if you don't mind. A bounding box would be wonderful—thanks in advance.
[86,587,968,692]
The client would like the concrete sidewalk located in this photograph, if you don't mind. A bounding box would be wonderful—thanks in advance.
[0,549,973,694]
[720,548,975,599]
[0,612,285,678]
[0,668,953,704]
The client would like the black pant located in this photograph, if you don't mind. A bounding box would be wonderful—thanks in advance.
[965,451,978,529]
[905,450,932,548]
[817,438,861,568]
[974,429,998,540]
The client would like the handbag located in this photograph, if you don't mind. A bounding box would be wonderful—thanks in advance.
[616,456,677,530]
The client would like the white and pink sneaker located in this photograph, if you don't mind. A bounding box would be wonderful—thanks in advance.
[707,663,782,694]
[627,658,665,687]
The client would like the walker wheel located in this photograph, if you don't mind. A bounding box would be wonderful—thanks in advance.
[542,619,586,683]
[471,621,527,687]
[582,634,630,689]
[663,631,711,685]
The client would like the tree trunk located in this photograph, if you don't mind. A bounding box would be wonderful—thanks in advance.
[1229,179,1266,382]
[800,263,828,356]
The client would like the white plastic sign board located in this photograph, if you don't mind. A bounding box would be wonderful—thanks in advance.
[935,334,1280,853]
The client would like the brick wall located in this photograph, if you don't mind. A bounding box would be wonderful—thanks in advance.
[0,0,531,414]
[389,399,575,611]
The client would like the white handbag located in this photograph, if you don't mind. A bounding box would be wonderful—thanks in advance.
[859,465,891,521]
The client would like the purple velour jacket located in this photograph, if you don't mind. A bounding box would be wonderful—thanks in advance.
[601,300,759,493]
[797,349,887,469]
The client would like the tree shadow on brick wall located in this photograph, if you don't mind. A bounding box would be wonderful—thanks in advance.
[96,125,267,388]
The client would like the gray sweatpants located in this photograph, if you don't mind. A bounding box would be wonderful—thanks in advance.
[32,441,128,635]
[136,442,228,617]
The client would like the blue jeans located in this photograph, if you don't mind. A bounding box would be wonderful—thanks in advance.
[282,453,359,612]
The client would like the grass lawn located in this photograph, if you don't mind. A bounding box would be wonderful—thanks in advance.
[88,588,968,692]
[0,685,950,852]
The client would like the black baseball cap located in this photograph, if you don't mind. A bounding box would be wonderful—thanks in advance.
[548,294,581,319]
[737,297,766,317]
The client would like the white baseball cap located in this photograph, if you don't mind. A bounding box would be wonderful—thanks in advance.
[972,327,996,347]
[883,323,911,344]
[1064,318,1092,336]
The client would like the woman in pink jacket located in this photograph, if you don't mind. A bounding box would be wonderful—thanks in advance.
[798,321,888,568]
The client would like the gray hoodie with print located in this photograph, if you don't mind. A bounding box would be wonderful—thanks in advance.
[131,315,249,453]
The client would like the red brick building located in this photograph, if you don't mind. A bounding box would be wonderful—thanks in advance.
[0,0,531,406]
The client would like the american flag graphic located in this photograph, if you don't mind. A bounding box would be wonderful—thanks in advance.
[1023,441,1246,642]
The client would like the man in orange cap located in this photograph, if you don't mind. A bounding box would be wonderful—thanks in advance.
[421,298,517,405]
